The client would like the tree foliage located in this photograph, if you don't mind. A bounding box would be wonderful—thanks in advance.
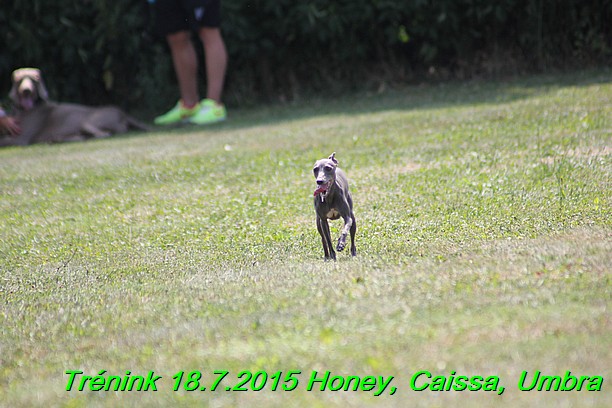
[1,0,609,110]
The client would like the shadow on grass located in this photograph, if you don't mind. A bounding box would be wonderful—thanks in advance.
[143,69,612,136]
[2,69,610,149]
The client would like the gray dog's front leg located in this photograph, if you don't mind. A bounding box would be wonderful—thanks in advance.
[336,215,353,252]
[317,216,335,260]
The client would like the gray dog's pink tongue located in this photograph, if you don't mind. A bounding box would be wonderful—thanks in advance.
[20,96,34,110]
[314,185,327,196]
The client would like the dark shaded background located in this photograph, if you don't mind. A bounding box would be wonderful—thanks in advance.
[1,0,610,116]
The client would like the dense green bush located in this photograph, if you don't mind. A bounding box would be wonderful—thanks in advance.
[0,0,174,113]
[1,0,609,112]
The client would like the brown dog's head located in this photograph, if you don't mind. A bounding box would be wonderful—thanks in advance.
[9,68,49,111]
[313,152,339,197]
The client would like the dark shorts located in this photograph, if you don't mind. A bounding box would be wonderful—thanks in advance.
[154,0,221,36]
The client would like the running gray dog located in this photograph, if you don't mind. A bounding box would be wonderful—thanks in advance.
[0,68,148,146]
[313,152,357,260]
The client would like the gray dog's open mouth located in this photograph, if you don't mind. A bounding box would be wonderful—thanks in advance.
[314,181,331,197]
[19,95,35,111]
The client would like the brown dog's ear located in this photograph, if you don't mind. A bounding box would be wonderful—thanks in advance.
[328,152,338,165]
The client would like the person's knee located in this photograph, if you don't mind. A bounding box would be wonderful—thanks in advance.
[198,27,224,46]
[167,31,192,49]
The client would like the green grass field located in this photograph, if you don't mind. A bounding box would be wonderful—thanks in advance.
[0,71,610,407]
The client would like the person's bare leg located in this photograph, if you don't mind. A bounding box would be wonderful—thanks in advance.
[199,27,227,104]
[167,31,200,108]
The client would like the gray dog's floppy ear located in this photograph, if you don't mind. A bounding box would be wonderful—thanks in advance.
[9,81,18,104]
[8,72,20,104]
[328,152,338,165]
[35,73,49,101]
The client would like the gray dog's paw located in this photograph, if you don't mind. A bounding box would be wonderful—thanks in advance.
[336,240,346,252]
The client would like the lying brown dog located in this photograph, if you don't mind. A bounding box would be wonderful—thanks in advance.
[0,68,148,146]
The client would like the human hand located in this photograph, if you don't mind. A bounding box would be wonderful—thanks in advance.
[0,115,21,136]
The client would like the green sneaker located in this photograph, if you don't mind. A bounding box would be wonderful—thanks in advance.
[189,99,226,125]
[154,101,200,125]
